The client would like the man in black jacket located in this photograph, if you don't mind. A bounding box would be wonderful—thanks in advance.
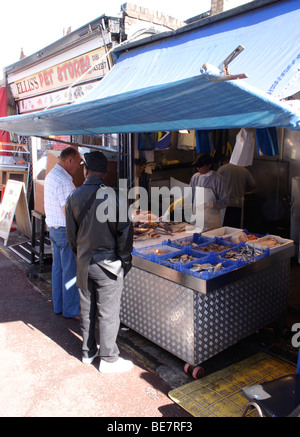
[65,151,134,373]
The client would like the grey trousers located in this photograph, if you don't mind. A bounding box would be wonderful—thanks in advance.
[79,263,123,363]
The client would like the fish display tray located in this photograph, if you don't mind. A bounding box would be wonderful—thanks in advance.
[132,243,179,260]
[164,233,210,248]
[191,237,238,255]
[220,242,269,263]
[180,252,243,280]
[157,248,207,270]
[247,235,294,253]
[132,235,274,277]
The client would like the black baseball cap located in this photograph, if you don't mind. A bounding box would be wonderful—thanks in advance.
[192,153,213,168]
[82,151,108,172]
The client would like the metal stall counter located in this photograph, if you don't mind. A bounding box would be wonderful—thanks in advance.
[121,227,295,375]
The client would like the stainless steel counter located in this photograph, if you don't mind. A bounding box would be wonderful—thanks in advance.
[131,245,294,294]
[121,246,294,366]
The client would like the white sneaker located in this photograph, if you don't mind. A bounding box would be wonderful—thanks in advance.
[82,350,99,364]
[99,357,133,374]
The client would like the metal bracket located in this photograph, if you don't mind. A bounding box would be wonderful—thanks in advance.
[218,44,245,73]
[201,45,247,81]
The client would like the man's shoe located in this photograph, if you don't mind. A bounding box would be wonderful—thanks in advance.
[82,351,99,365]
[99,357,133,374]
[63,315,80,320]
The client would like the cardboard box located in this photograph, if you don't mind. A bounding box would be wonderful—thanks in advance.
[45,150,60,176]
[34,180,45,215]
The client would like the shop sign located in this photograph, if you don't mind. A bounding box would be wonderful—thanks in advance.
[10,47,109,100]
[18,81,99,113]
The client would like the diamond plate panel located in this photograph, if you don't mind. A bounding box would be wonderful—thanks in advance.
[121,267,195,364]
[121,259,290,366]
[193,259,290,364]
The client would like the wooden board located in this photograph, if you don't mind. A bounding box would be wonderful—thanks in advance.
[0,180,31,245]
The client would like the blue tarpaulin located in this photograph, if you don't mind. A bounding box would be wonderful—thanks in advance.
[0,0,299,136]
[255,127,279,156]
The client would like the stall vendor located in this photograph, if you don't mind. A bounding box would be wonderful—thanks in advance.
[162,153,228,228]
[217,157,256,228]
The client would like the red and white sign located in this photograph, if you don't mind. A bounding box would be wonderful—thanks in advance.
[10,47,109,100]
[18,81,99,113]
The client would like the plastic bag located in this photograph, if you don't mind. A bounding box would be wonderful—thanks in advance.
[230,128,255,166]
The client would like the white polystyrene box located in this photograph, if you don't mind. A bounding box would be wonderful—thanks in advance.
[202,226,242,239]
[247,235,294,253]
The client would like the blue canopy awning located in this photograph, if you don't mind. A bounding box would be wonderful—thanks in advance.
[0,0,299,136]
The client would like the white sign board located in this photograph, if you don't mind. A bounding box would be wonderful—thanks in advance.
[0,180,31,245]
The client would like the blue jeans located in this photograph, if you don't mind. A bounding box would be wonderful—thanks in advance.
[49,227,80,318]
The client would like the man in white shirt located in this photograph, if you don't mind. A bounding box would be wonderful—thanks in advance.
[162,154,228,229]
[189,154,228,228]
[217,158,256,228]
[44,147,81,319]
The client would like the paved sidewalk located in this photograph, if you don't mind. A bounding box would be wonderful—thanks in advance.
[0,247,190,417]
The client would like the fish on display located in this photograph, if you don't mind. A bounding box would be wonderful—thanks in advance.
[190,262,223,273]
[194,243,231,253]
[222,245,262,260]
[132,210,186,241]
[166,253,197,264]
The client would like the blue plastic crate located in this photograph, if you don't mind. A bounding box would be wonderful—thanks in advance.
[155,246,206,270]
[191,237,238,256]
[181,252,245,280]
[220,242,270,263]
[243,229,265,240]
[132,243,180,261]
[163,232,206,248]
